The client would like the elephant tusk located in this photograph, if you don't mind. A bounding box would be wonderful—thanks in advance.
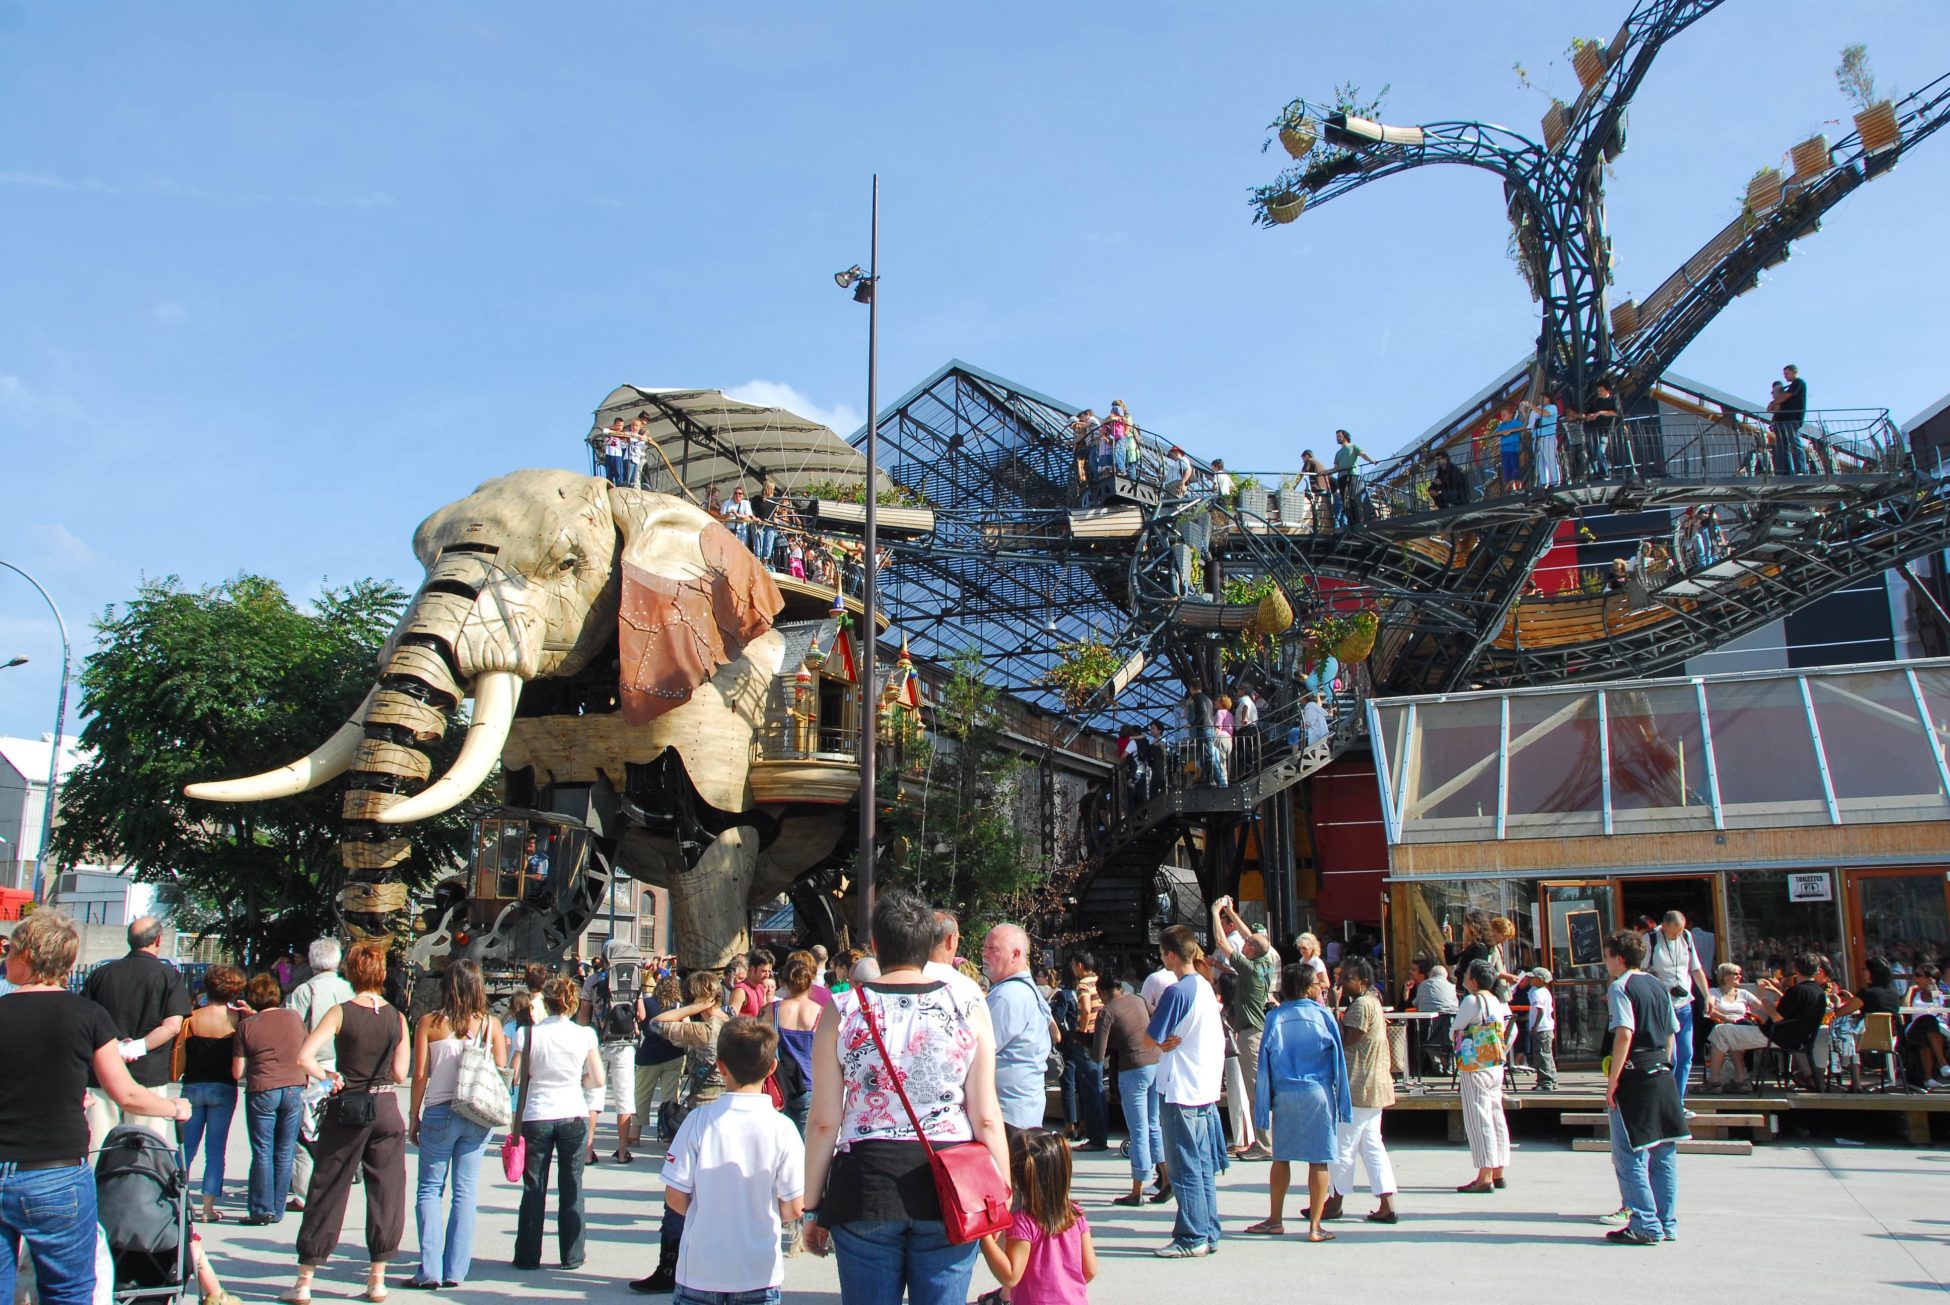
[184,689,377,803]
[373,671,521,826]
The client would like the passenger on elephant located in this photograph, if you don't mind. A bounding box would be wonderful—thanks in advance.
[753,477,783,568]
[599,418,630,485]
[704,485,724,520]
[723,486,756,549]
[522,836,550,904]
[623,417,649,490]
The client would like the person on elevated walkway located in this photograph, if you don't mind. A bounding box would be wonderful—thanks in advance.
[1331,430,1374,527]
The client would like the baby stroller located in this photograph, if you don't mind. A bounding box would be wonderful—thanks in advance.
[95,1127,191,1305]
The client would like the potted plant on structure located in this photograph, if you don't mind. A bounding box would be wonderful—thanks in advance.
[1836,44,1899,155]
[1040,640,1123,713]
[1570,37,1607,92]
[1234,475,1268,521]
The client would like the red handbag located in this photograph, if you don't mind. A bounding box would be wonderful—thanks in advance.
[858,992,1012,1245]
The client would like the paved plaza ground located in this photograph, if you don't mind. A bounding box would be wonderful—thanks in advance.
[186,1101,1950,1301]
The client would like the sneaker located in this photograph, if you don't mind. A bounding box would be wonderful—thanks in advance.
[1683,1109,1697,1120]
[1606,1228,1659,1246]
[1153,1242,1210,1259]
[1596,1208,1630,1226]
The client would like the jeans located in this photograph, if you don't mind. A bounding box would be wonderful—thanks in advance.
[1160,1101,1226,1248]
[514,1117,586,1268]
[0,1162,97,1305]
[246,1085,305,1219]
[1067,1051,1107,1147]
[753,525,777,569]
[784,1091,812,1135]
[672,1289,780,1305]
[1118,1063,1163,1179]
[181,1080,238,1198]
[829,1219,977,1305]
[416,1103,492,1284]
[604,454,629,485]
[1609,1109,1678,1240]
[1672,1003,1695,1100]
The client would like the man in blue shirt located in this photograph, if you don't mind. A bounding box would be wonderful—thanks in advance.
[981,924,1054,1133]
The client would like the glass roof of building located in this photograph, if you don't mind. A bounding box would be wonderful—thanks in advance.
[1367,659,1950,845]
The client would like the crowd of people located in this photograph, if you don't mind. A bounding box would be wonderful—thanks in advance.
[9,891,1947,1305]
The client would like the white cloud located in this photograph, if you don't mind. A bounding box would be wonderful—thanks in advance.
[724,379,861,435]
[34,524,95,571]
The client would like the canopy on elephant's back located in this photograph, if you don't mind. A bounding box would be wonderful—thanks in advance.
[592,385,892,500]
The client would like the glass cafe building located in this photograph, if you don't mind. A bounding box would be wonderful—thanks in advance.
[1367,659,1950,1062]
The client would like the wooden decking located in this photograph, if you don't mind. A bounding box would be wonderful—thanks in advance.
[1386,1072,1950,1146]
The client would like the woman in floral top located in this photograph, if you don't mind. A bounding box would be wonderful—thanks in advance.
[802,890,1010,1304]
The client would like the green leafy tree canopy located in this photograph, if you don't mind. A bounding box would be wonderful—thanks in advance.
[49,575,470,964]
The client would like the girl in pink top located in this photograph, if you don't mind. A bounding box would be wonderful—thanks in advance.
[977,1128,1096,1305]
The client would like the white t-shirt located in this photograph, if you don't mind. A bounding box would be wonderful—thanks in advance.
[1146,973,1224,1106]
[1141,967,1175,1014]
[725,497,755,520]
[923,960,987,1009]
[1526,984,1555,1033]
[519,1017,600,1122]
[1213,471,1235,496]
[665,1092,805,1292]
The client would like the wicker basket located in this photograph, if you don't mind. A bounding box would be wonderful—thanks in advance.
[1574,43,1607,91]
[1267,192,1306,224]
[1791,135,1830,180]
[1334,624,1378,663]
[1745,167,1783,216]
[1855,101,1899,154]
[1256,588,1294,637]
[1280,117,1318,159]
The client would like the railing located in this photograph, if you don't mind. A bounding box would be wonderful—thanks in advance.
[1092,667,1370,845]
[1199,407,1905,535]
[752,719,861,763]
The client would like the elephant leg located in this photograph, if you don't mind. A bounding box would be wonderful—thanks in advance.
[671,825,760,970]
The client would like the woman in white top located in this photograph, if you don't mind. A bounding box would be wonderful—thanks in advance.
[1451,960,1511,1193]
[511,977,603,1272]
[407,961,508,1289]
[801,889,1009,1304]
[1704,963,1768,1091]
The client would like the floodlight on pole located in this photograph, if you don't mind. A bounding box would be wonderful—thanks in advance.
[3,657,26,669]
[834,177,880,944]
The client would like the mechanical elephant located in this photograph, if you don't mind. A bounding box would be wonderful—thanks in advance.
[187,468,850,968]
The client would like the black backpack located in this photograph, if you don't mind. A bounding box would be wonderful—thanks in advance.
[96,1125,185,1291]
[604,999,640,1041]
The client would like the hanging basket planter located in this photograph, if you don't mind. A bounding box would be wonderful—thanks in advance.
[1256,587,1294,637]
[1573,42,1607,91]
[1855,100,1899,154]
[1267,192,1307,224]
[1333,625,1378,664]
[1790,135,1831,180]
[1279,116,1319,159]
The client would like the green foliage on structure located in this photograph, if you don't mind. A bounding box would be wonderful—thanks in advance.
[50,575,471,964]
[876,650,1054,946]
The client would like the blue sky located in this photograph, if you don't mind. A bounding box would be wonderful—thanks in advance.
[3,0,1947,740]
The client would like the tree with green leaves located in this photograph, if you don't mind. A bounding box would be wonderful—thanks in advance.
[876,649,1059,945]
[50,575,470,964]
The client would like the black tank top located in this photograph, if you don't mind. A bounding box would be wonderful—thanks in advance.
[334,999,402,1090]
[181,1031,236,1084]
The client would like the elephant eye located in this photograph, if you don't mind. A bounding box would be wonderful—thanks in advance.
[558,557,578,572]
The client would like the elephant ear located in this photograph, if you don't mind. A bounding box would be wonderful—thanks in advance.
[611,488,785,725]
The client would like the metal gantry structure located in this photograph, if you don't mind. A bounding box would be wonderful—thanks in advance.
[1252,0,1950,411]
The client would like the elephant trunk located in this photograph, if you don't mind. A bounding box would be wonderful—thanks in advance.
[337,634,458,940]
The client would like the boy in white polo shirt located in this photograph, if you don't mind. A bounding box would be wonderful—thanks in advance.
[658,1016,805,1304]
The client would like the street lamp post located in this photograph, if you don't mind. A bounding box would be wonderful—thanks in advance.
[0,561,72,903]
[834,175,881,944]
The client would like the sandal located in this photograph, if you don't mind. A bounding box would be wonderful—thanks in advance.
[1243,1219,1285,1235]
[365,1280,389,1304]
[613,1152,634,1164]
[197,1210,225,1224]
[1307,1230,1337,1243]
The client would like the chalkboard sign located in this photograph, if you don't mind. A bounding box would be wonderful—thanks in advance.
[1565,909,1604,967]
